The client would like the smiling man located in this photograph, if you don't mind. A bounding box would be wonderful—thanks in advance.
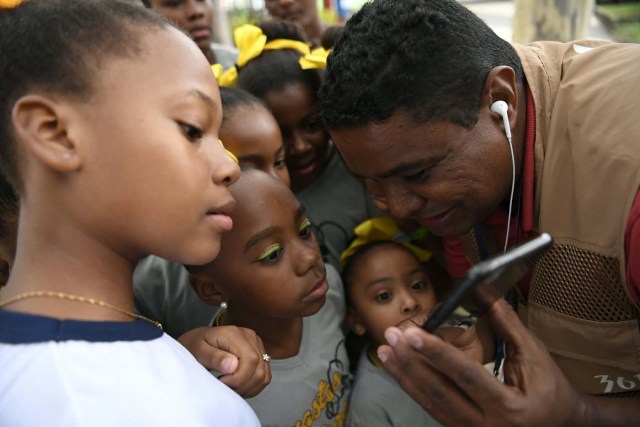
[319,0,640,425]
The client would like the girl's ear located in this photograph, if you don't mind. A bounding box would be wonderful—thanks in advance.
[188,272,228,307]
[347,307,367,336]
[12,94,82,173]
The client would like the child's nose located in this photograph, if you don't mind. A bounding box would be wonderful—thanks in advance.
[211,141,240,187]
[400,292,420,314]
[285,132,312,156]
[185,0,206,20]
[294,241,322,276]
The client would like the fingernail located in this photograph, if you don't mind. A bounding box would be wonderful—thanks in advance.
[220,356,235,373]
[385,328,398,347]
[377,349,388,364]
[406,331,423,350]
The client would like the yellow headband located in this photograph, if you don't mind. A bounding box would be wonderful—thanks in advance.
[0,0,23,7]
[340,217,432,271]
[216,24,329,87]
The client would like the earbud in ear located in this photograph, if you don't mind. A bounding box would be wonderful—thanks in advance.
[490,100,511,140]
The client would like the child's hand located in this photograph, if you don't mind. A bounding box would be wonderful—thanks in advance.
[178,326,272,398]
[434,325,484,365]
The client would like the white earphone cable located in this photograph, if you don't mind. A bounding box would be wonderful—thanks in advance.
[503,136,515,253]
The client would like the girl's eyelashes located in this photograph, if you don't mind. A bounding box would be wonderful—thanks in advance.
[411,280,426,290]
[179,122,204,142]
[274,157,286,169]
[299,218,312,238]
[375,291,392,303]
[258,243,283,264]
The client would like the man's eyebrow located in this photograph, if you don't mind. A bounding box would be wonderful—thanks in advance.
[378,160,430,179]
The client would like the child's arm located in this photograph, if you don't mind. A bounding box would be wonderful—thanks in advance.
[178,326,272,398]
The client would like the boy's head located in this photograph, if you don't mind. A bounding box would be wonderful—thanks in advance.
[0,0,239,265]
[343,241,437,347]
[219,87,290,187]
[143,0,215,59]
[236,20,330,192]
[189,169,328,319]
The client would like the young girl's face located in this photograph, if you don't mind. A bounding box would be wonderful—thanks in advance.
[220,105,290,187]
[264,0,318,32]
[348,244,437,347]
[206,171,328,318]
[264,82,331,192]
[68,26,239,265]
[148,0,214,54]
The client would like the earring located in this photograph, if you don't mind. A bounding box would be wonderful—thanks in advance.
[220,301,228,310]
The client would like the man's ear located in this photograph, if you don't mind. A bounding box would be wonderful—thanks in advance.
[347,307,367,336]
[12,94,82,173]
[189,272,228,307]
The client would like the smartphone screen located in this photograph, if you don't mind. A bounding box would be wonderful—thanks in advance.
[422,233,553,333]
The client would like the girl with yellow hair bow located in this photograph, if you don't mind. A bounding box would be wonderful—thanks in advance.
[214,22,329,87]
[218,19,380,274]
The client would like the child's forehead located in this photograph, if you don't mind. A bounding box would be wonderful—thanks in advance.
[231,171,298,214]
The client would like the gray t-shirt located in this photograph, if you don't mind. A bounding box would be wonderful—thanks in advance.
[133,256,218,339]
[296,148,381,270]
[246,264,352,427]
[347,349,442,427]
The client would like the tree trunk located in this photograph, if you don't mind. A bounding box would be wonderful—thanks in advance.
[513,0,595,43]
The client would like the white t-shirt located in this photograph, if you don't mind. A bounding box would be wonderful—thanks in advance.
[0,309,259,427]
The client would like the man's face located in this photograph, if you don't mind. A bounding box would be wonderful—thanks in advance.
[330,111,514,237]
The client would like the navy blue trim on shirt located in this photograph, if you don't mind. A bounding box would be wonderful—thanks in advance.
[0,309,163,344]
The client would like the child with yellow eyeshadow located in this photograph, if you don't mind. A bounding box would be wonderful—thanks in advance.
[188,169,351,426]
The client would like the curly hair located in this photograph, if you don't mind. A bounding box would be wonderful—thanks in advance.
[318,0,523,130]
[236,19,323,101]
[0,0,170,193]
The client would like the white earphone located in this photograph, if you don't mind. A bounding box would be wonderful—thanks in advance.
[490,100,515,253]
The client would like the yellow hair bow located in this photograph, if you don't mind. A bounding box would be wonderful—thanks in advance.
[299,47,330,70]
[211,64,224,81]
[219,140,239,164]
[219,24,318,87]
[0,0,23,8]
[340,217,432,270]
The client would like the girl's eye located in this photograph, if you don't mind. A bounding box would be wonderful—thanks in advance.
[303,116,322,133]
[404,169,427,182]
[375,291,392,302]
[274,157,286,169]
[299,218,312,238]
[258,244,283,263]
[179,122,204,142]
[411,280,426,290]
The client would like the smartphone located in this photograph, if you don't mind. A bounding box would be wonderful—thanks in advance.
[422,233,553,333]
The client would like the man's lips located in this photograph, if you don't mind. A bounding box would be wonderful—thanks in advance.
[415,206,455,230]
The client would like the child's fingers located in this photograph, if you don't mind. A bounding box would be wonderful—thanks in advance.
[209,326,272,398]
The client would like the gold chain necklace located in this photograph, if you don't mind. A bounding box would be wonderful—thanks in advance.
[0,290,162,330]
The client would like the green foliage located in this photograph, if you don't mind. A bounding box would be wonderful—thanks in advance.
[596,2,640,42]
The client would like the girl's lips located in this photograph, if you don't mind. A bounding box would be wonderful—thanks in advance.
[206,213,233,232]
[190,28,211,41]
[302,276,329,302]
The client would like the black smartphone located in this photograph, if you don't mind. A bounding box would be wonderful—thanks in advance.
[422,233,553,333]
